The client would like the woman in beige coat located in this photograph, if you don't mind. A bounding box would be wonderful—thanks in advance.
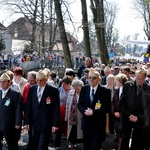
[65,80,83,150]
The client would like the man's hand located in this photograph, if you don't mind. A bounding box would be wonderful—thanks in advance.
[84,108,93,116]
[52,127,59,134]
[129,115,138,122]
[114,112,121,118]
[15,125,21,130]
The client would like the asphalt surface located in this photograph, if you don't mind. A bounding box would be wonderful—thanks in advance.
[2,130,118,150]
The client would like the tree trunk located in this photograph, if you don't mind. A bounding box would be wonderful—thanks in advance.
[54,0,72,68]
[81,0,91,58]
[90,0,109,65]
[31,0,38,51]
[41,0,45,54]
[31,24,36,50]
[48,0,53,52]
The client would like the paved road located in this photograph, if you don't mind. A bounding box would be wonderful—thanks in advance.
[2,130,118,150]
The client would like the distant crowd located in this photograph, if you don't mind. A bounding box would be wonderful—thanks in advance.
[0,54,150,150]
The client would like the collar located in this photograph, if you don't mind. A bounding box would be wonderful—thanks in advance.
[37,85,46,91]
[2,87,10,93]
[13,77,23,85]
[90,84,98,93]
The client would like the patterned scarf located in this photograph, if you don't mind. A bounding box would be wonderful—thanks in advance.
[69,92,77,125]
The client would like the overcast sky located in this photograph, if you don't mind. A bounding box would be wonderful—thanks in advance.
[0,0,146,41]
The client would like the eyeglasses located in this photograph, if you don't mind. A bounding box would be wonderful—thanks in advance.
[88,76,98,80]
[36,79,45,82]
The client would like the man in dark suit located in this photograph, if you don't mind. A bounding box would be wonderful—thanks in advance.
[25,70,60,150]
[78,68,111,150]
[120,68,150,150]
[77,57,92,79]
[81,68,90,85]
[0,73,22,150]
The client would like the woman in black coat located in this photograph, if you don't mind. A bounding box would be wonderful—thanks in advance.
[112,73,128,150]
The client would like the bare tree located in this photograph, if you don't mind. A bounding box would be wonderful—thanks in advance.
[88,20,99,51]
[81,0,91,58]
[123,35,131,53]
[88,2,118,55]
[90,0,109,65]
[40,0,45,53]
[54,0,72,68]
[48,0,57,52]
[111,28,119,49]
[0,0,40,50]
[105,2,118,50]
[132,33,140,40]
[132,0,150,40]
[0,0,59,53]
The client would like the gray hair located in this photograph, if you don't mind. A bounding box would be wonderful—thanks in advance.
[27,71,37,79]
[71,80,84,88]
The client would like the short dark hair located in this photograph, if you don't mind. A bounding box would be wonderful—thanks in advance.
[61,75,72,84]
[130,70,135,75]
[114,66,119,70]
[50,71,57,78]
[65,70,75,77]
[84,68,90,73]
[123,66,130,73]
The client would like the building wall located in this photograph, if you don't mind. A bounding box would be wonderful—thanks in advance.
[2,33,12,51]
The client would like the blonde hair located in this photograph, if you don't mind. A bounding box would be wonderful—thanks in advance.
[36,70,47,79]
[104,66,111,72]
[135,68,146,77]
[5,70,14,80]
[43,68,51,77]
[89,68,100,78]
[115,73,128,85]
[107,74,115,81]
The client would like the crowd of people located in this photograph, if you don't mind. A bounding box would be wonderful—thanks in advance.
[0,56,150,150]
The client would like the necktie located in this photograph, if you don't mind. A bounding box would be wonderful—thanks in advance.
[137,85,141,96]
[119,88,123,99]
[91,89,95,102]
[37,88,42,103]
[2,91,6,99]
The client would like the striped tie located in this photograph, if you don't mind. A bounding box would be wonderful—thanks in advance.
[137,85,141,96]
[37,88,42,103]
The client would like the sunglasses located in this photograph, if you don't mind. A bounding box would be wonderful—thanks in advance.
[88,76,98,80]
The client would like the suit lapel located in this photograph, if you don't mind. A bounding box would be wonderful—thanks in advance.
[87,86,91,104]
[39,84,48,104]
[91,84,104,108]
[5,88,11,99]
[0,90,2,105]
[93,84,101,102]
[35,85,40,105]
[1,88,11,106]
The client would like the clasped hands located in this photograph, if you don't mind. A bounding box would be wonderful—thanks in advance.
[84,108,93,116]
[129,114,138,122]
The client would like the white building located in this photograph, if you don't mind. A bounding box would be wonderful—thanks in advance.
[11,39,30,55]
